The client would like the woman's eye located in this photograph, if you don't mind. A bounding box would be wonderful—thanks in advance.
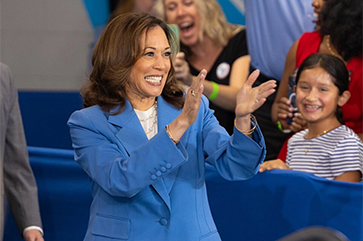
[164,51,171,57]
[166,4,176,11]
[184,1,193,6]
[145,52,154,57]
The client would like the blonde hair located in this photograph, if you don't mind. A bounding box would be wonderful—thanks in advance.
[155,0,243,47]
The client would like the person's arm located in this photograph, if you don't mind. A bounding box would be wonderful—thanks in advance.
[271,39,299,128]
[1,63,43,239]
[334,171,361,183]
[202,55,250,111]
[174,52,250,111]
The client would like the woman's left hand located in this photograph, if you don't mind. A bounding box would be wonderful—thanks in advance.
[235,69,276,118]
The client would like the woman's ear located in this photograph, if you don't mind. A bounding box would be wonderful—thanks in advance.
[338,90,351,107]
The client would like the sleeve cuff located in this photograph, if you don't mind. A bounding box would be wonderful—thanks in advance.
[23,226,44,237]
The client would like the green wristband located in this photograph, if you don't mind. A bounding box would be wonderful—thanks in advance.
[277,121,292,134]
[208,81,219,101]
[276,121,283,132]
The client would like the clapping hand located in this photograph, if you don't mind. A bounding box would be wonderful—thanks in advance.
[167,69,206,142]
[235,69,276,118]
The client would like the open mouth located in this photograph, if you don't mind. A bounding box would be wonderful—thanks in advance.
[145,76,162,84]
[179,22,194,33]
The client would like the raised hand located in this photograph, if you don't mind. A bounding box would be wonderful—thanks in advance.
[180,69,206,126]
[235,69,276,118]
[167,69,207,143]
[234,70,276,135]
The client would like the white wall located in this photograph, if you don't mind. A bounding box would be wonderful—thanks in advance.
[0,0,93,91]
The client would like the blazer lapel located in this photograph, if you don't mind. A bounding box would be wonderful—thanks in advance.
[108,101,148,155]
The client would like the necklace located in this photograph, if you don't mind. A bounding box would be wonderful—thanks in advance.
[326,35,345,62]
[303,130,327,155]
[136,102,157,136]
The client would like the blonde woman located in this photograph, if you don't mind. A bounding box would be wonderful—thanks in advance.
[155,0,251,134]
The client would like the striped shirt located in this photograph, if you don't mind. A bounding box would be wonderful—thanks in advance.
[287,125,363,180]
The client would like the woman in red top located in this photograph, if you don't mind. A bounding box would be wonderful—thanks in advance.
[271,0,362,161]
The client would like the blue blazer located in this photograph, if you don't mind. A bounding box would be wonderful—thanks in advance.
[68,95,266,241]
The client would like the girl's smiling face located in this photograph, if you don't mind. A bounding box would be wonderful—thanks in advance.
[296,67,341,126]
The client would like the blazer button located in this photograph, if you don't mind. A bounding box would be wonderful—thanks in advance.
[151,175,157,180]
[156,171,162,177]
[160,167,167,172]
[159,218,168,226]
[165,163,172,169]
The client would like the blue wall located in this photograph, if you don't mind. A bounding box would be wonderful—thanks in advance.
[19,91,83,150]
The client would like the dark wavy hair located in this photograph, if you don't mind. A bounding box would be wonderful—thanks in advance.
[295,53,350,124]
[318,0,362,61]
[82,12,184,114]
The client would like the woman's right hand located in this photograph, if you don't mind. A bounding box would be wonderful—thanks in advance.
[167,70,207,142]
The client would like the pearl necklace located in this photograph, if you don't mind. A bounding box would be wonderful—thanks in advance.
[135,102,157,137]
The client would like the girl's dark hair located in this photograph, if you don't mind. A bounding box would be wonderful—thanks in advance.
[82,12,184,114]
[295,53,349,124]
[318,0,362,61]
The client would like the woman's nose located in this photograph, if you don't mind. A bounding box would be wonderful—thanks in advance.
[154,56,168,70]
[176,4,186,16]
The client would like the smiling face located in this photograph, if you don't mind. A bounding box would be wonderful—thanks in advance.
[311,0,325,26]
[163,0,200,47]
[127,26,171,108]
[296,67,342,128]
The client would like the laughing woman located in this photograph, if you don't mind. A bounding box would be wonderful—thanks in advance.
[155,0,251,134]
[68,13,276,240]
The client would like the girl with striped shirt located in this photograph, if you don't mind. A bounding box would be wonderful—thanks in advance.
[259,53,362,182]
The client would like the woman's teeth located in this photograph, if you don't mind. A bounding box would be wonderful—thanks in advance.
[145,76,162,83]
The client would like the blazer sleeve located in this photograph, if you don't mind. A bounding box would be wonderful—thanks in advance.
[1,63,43,234]
[200,96,266,180]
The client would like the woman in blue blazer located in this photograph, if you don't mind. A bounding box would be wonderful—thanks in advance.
[68,13,276,241]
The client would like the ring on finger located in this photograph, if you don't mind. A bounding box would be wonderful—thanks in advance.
[191,90,196,97]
